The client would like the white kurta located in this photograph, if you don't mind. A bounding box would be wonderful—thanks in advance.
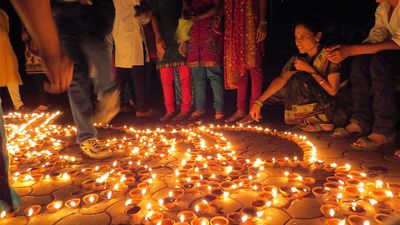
[113,0,149,68]
[364,0,400,46]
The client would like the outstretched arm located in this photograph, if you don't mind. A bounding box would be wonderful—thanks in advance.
[11,0,73,93]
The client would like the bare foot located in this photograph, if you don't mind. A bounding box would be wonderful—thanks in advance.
[345,123,362,133]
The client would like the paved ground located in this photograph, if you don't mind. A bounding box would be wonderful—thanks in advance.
[1,110,400,225]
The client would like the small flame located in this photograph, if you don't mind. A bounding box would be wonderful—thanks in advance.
[125,199,132,206]
[180,214,185,222]
[89,196,95,204]
[242,215,248,222]
[338,220,345,225]
[28,208,34,217]
[54,202,62,209]
[329,209,335,217]
[107,191,112,200]
[168,191,173,198]
[0,211,7,219]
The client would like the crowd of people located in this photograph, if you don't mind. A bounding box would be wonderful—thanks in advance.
[0,0,399,213]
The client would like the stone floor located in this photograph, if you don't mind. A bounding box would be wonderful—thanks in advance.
[1,111,400,225]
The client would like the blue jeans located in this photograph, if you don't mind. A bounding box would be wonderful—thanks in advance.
[0,105,20,211]
[191,66,224,113]
[54,0,117,143]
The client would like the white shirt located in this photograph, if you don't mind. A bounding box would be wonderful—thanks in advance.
[112,0,149,68]
[364,0,400,46]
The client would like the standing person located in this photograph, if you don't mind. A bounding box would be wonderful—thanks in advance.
[186,0,224,122]
[223,0,268,124]
[2,0,74,213]
[51,0,120,158]
[0,9,25,111]
[21,26,51,112]
[113,0,157,118]
[327,0,400,152]
[151,0,192,122]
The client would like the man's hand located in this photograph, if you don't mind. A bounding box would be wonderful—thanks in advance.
[256,23,267,43]
[293,57,316,74]
[326,45,351,63]
[43,52,74,94]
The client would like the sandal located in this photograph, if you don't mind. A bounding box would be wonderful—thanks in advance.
[331,122,370,139]
[225,111,246,123]
[297,123,334,133]
[351,135,396,152]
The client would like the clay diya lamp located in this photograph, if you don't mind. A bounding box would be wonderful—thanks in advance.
[249,182,262,192]
[345,179,361,186]
[81,167,94,175]
[211,188,224,199]
[374,201,394,214]
[147,211,164,224]
[334,172,349,181]
[177,211,197,223]
[124,205,142,221]
[228,171,241,180]
[82,178,96,190]
[210,216,229,225]
[312,187,328,199]
[175,222,190,225]
[258,192,273,202]
[240,207,257,220]
[191,217,209,225]
[195,200,211,214]
[276,158,288,167]
[345,186,361,198]
[279,186,297,197]
[375,214,393,225]
[163,194,177,209]
[387,182,400,195]
[100,190,113,201]
[250,199,267,211]
[324,182,340,195]
[65,198,81,209]
[203,193,218,206]
[137,181,149,189]
[262,185,277,195]
[227,212,242,225]
[47,200,63,213]
[320,204,337,217]
[92,182,107,191]
[347,215,369,225]
[216,174,228,182]
[296,185,311,197]
[182,182,196,193]
[67,170,79,178]
[288,173,301,183]
[220,181,233,192]
[129,188,144,203]
[326,176,341,184]
[83,193,99,206]
[347,203,366,216]
[50,172,62,181]
[25,205,41,217]
[370,189,388,202]
[124,176,136,187]
[348,170,363,180]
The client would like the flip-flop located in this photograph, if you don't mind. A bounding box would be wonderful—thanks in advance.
[351,136,395,152]
[297,123,334,133]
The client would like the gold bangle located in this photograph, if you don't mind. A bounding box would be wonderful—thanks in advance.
[255,100,263,107]
[319,79,326,85]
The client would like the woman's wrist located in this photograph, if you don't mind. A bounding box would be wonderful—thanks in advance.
[255,99,264,107]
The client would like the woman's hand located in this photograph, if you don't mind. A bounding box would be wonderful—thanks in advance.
[250,104,262,122]
[178,41,188,57]
[42,51,74,94]
[326,45,351,63]
[256,22,267,42]
[156,37,166,59]
[211,16,223,35]
[293,57,316,74]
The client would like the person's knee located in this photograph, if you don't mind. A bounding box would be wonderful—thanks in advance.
[369,51,392,79]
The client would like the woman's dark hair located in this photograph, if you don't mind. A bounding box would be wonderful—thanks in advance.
[294,17,323,35]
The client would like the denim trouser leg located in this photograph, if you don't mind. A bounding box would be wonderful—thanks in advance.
[0,105,20,211]
[192,66,207,112]
[370,51,400,135]
[206,67,224,113]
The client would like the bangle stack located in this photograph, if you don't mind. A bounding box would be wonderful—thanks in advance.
[255,100,263,107]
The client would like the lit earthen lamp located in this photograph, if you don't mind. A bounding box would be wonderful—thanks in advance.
[157,218,175,225]
[326,218,343,225]
[148,211,164,224]
[65,198,80,209]
[347,215,369,225]
[210,216,229,225]
[125,205,142,221]
[191,217,210,225]
[177,211,197,223]
[25,205,41,217]
[83,193,99,206]
[47,200,63,213]
[227,212,243,225]
[347,203,366,216]
[163,191,177,209]
[320,204,337,217]
[375,214,393,225]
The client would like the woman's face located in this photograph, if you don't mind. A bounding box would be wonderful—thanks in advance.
[295,24,321,54]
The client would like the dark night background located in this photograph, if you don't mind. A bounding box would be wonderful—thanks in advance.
[0,0,378,118]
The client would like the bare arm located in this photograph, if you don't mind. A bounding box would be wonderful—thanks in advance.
[257,70,294,103]
[311,73,341,96]
[348,40,400,55]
